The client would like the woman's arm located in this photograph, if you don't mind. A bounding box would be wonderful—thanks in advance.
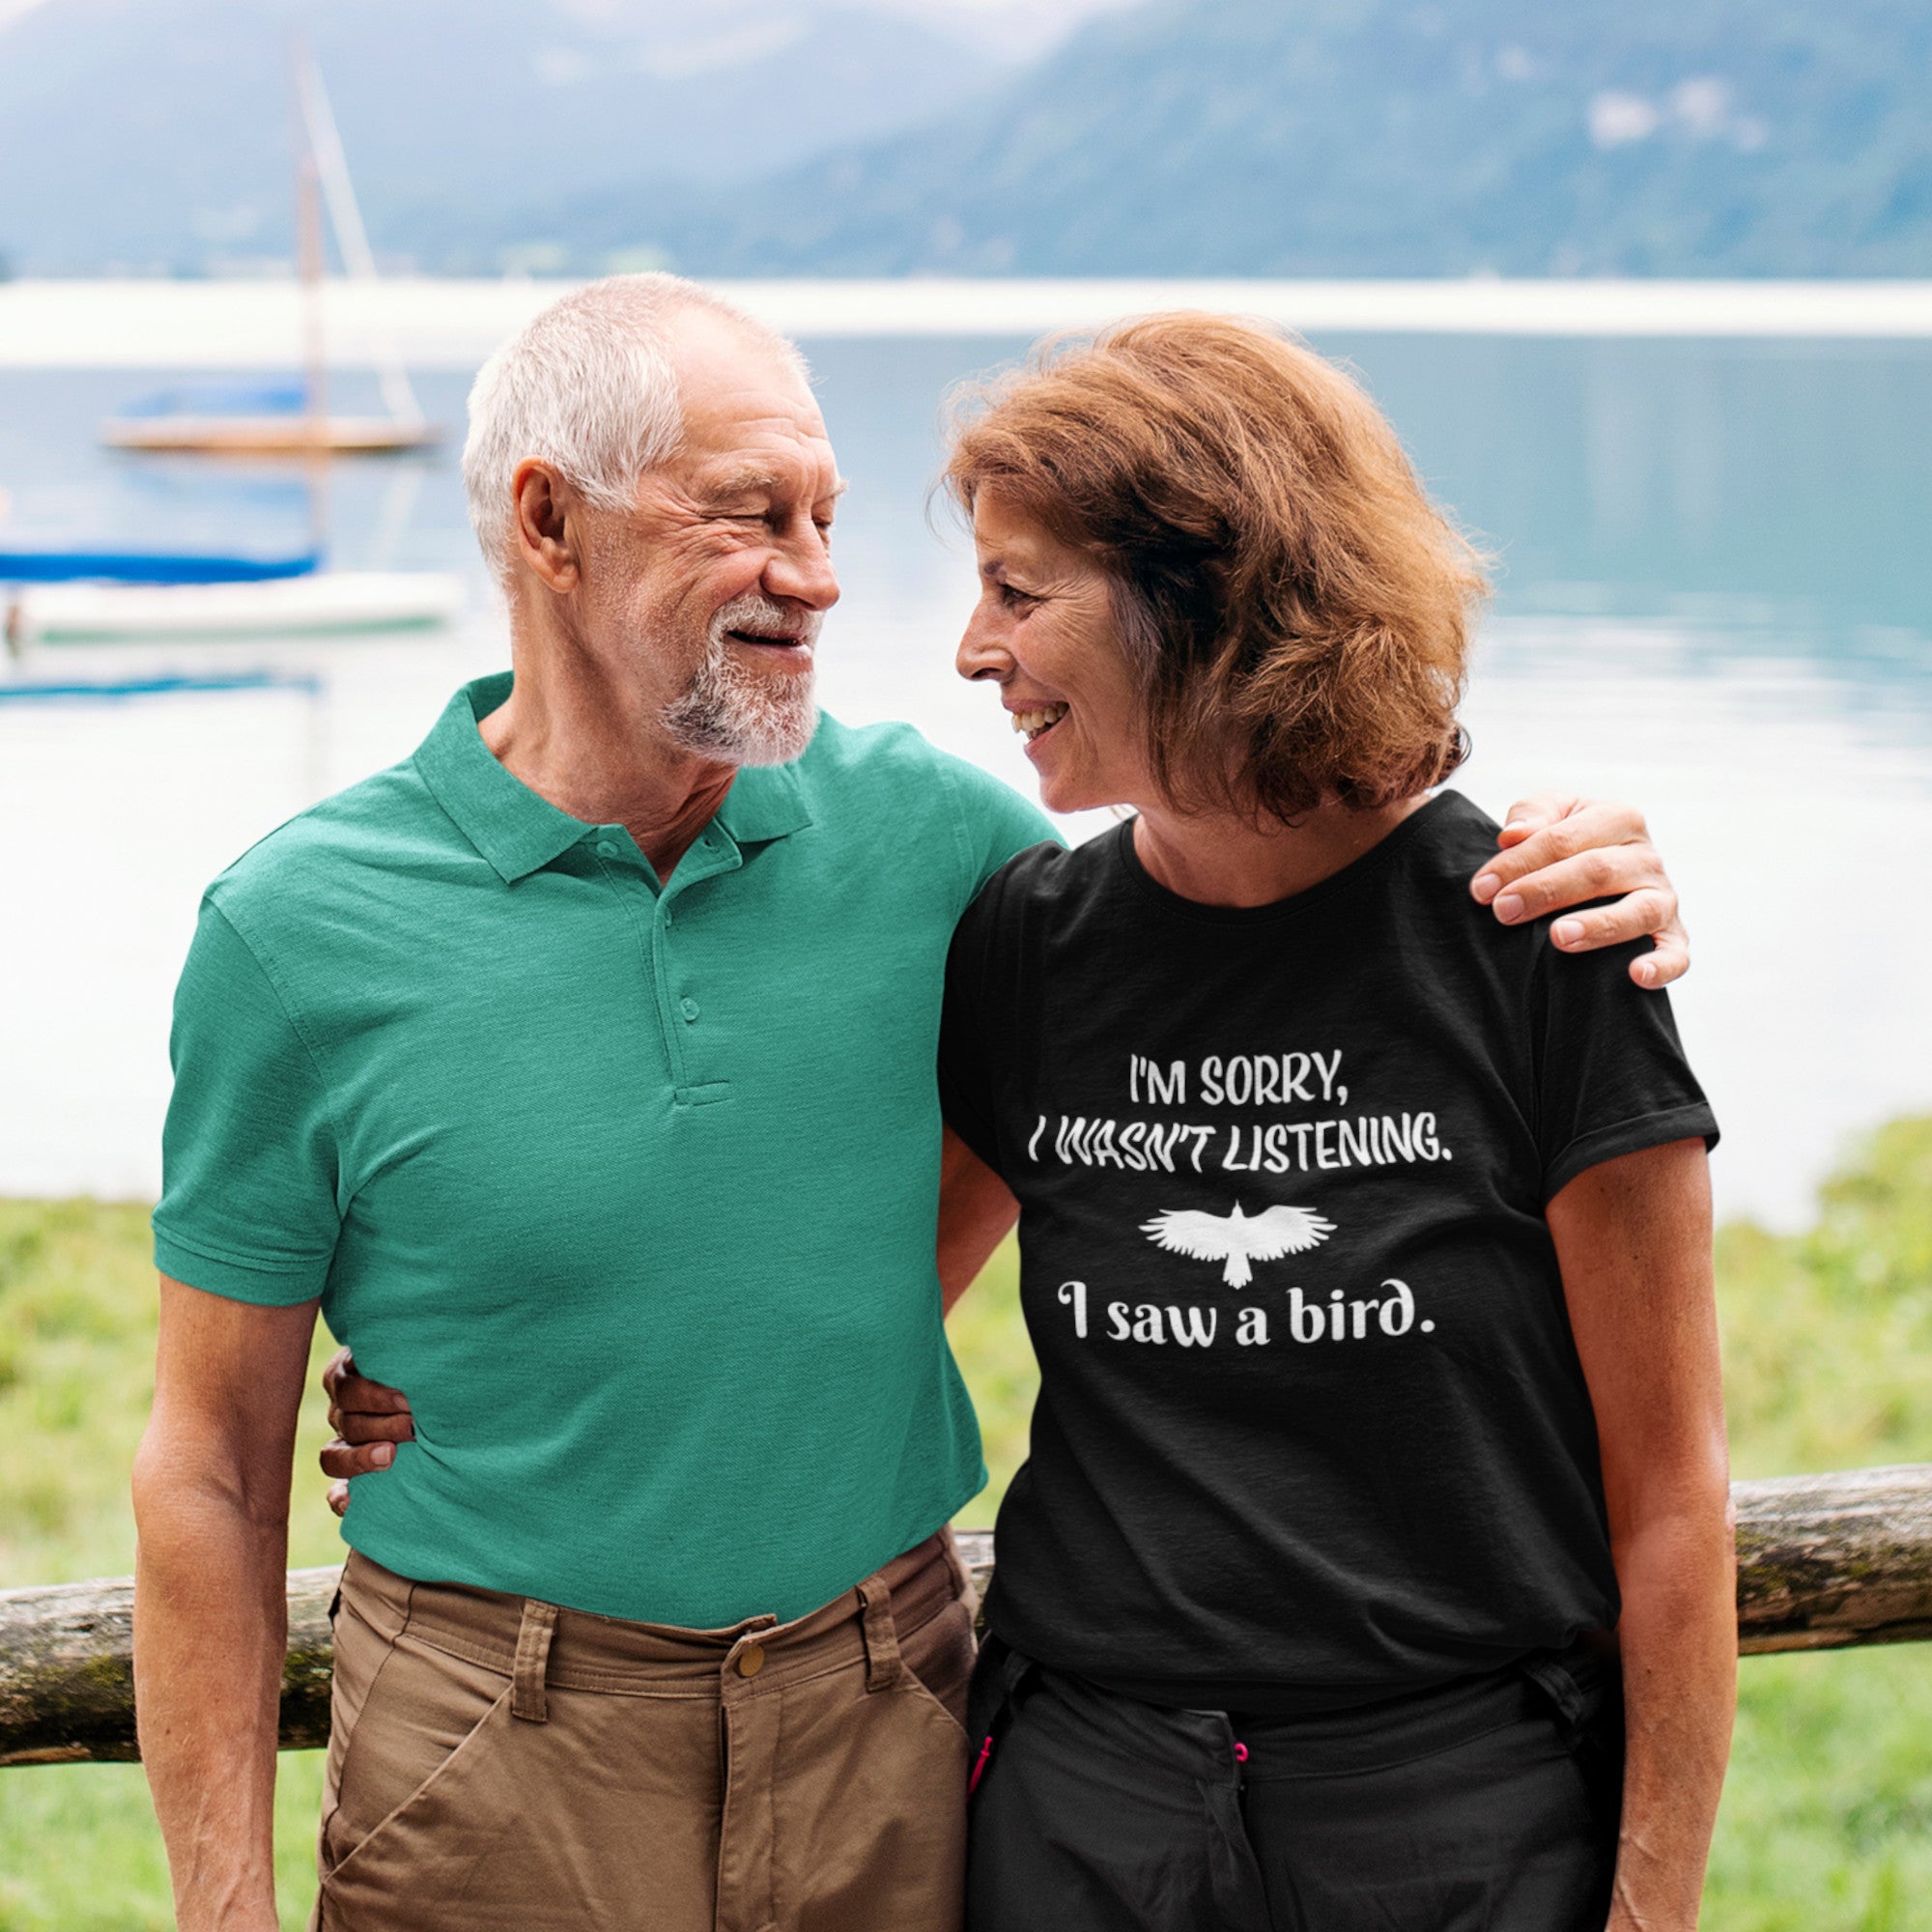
[1548,1139,1734,1932]
[938,1123,1019,1314]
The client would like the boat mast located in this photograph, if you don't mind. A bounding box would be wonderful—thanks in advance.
[292,43,425,427]
[295,149,328,442]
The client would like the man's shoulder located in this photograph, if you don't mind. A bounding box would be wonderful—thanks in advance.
[802,712,1053,853]
[204,757,452,941]
[804,711,985,796]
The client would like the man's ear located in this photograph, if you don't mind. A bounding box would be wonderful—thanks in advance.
[511,460,582,592]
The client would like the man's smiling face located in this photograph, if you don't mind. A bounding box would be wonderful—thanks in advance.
[580,311,845,766]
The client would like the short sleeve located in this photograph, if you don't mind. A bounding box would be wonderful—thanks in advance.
[941,755,1058,898]
[1530,927,1719,1202]
[937,876,1007,1174]
[152,898,342,1304]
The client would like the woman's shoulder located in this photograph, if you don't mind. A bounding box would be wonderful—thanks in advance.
[1401,788,1507,876]
[955,821,1124,941]
[981,819,1122,895]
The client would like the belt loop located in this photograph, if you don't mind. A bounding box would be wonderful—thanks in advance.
[510,1599,559,1723]
[857,1577,903,1692]
[1520,1650,1585,1740]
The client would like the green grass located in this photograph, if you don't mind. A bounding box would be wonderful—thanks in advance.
[3,1122,1931,1928]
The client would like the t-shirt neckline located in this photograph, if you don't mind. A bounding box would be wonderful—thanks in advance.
[1112,790,1461,926]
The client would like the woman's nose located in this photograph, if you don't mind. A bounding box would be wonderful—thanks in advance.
[955,605,1011,683]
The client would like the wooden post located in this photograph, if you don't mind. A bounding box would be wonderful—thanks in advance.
[1731,1464,1932,1652]
[0,1566,337,1767]
[3,1465,1928,1767]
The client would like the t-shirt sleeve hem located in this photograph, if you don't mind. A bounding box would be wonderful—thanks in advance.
[938,1101,1003,1179]
[1541,1103,1720,1204]
[153,1227,329,1306]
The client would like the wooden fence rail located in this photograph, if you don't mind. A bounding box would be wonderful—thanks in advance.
[3,1464,1930,1768]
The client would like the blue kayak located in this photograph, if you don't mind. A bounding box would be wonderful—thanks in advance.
[0,550,322,585]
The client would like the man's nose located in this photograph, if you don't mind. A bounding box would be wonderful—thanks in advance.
[765,527,840,611]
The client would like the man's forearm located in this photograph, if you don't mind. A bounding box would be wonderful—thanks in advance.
[1606,1505,1737,1931]
[133,1467,292,1932]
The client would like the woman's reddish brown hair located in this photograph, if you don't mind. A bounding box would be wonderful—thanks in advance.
[943,313,1489,821]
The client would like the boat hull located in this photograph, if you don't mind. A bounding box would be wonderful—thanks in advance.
[100,414,441,455]
[7,573,466,642]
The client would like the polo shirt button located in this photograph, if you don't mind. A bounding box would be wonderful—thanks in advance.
[596,838,618,858]
[680,998,699,1023]
[737,1644,765,1678]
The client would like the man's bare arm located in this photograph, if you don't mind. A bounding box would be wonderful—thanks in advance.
[133,1277,319,1932]
[1471,793,1690,988]
[1548,1142,1734,1932]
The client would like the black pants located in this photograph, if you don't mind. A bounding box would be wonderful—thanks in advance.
[964,1637,1623,1932]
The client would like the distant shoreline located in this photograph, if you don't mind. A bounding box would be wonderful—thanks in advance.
[7,277,1932,368]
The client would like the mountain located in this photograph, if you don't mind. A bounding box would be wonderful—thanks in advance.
[517,0,1932,276]
[7,0,1930,279]
[0,0,1015,275]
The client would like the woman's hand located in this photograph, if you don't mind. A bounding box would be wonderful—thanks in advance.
[1469,793,1690,989]
[319,1348,415,1519]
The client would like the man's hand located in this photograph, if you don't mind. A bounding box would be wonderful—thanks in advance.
[1468,792,1689,989]
[320,1348,415,1518]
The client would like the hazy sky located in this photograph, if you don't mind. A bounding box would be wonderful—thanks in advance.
[0,0,1143,48]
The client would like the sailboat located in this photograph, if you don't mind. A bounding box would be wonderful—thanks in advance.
[99,47,440,457]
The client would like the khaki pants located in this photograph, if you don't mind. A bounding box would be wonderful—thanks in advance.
[311,1533,977,1932]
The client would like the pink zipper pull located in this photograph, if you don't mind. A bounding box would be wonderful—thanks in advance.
[969,1733,995,1794]
[1234,1741,1249,1763]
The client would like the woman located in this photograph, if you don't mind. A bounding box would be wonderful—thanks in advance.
[936,314,1733,1932]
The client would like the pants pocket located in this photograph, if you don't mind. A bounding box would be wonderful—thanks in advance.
[900,1598,978,1735]
[320,1631,510,1885]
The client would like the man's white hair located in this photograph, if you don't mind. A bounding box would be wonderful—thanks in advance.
[461,272,808,574]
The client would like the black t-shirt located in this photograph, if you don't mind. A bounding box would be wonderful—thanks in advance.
[938,791,1718,1713]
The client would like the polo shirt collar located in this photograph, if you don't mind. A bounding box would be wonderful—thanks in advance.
[714,749,813,846]
[415,673,595,884]
[415,674,815,884]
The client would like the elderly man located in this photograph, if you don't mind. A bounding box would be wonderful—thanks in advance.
[132,274,1689,1932]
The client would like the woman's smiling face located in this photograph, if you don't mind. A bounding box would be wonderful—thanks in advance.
[956,485,1153,816]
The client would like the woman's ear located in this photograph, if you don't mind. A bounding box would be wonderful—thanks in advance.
[510,460,582,593]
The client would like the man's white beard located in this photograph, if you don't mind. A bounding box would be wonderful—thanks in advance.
[660,592,821,767]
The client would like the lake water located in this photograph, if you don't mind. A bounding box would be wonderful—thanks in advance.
[4,331,1931,1226]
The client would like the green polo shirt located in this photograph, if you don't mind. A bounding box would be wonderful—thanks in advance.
[155,672,1051,1626]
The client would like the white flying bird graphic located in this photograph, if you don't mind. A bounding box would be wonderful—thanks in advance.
[1139,1202,1337,1288]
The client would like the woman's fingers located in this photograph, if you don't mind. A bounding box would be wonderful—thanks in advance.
[321,1435,398,1479]
[325,1368,417,1446]
[326,1405,416,1445]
